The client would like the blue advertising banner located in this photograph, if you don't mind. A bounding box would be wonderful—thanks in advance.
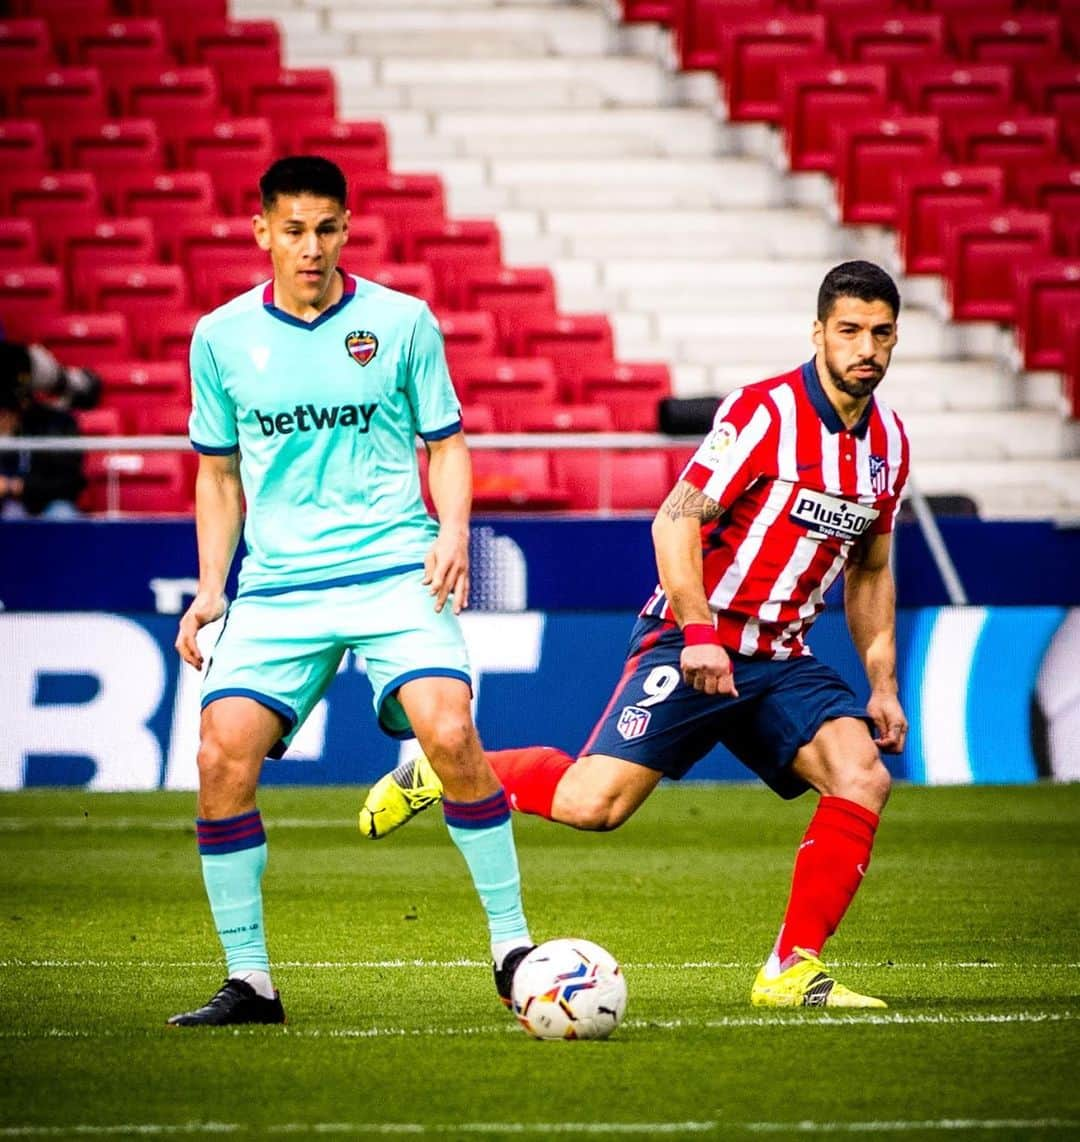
[1,516,1078,614]
[1,607,1073,792]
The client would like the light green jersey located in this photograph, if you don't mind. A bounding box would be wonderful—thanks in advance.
[189,272,461,597]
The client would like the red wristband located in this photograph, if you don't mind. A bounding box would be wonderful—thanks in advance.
[682,622,718,646]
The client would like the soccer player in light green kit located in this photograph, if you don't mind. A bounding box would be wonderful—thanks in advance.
[170,156,534,1025]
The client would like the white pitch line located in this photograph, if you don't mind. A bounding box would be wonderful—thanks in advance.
[0,1011,1075,1042]
[0,1121,1077,1138]
[2,959,1079,971]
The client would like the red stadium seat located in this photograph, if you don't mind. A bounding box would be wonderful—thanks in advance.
[130,402,191,436]
[402,221,502,309]
[169,216,252,272]
[11,0,111,19]
[127,0,228,40]
[452,357,559,431]
[1014,258,1080,371]
[510,314,616,399]
[1062,310,1080,418]
[68,19,173,71]
[31,312,132,368]
[832,14,945,68]
[459,404,496,435]
[115,67,220,160]
[144,309,201,364]
[897,63,1015,116]
[945,115,1060,187]
[178,119,276,215]
[459,267,557,348]
[368,264,438,308]
[949,14,1063,64]
[1020,63,1080,118]
[0,119,48,169]
[620,1,676,25]
[0,264,64,341]
[895,164,1006,275]
[0,218,39,267]
[578,362,672,430]
[243,68,336,129]
[120,172,217,259]
[672,0,769,73]
[184,20,282,114]
[780,64,889,173]
[942,208,1054,321]
[352,174,446,258]
[169,217,265,308]
[74,406,126,436]
[722,13,829,123]
[60,218,158,305]
[81,264,188,353]
[61,119,164,212]
[81,451,192,515]
[832,115,942,225]
[340,217,391,274]
[471,449,569,511]
[553,450,672,512]
[1054,215,1080,259]
[0,20,54,75]
[276,118,389,177]
[437,311,499,369]
[518,404,615,433]
[1012,164,1080,222]
[1,171,102,262]
[204,265,270,309]
[13,67,106,128]
[96,360,188,417]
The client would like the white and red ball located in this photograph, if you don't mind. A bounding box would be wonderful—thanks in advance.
[510,938,627,1040]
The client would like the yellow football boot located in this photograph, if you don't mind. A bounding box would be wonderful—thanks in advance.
[750,948,886,1009]
[358,754,443,839]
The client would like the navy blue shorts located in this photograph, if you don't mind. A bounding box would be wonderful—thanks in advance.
[583,616,874,800]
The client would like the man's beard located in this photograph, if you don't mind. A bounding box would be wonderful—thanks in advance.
[826,357,884,399]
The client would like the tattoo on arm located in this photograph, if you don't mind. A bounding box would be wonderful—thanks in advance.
[662,481,722,524]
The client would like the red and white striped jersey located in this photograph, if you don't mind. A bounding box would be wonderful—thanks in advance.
[642,360,910,659]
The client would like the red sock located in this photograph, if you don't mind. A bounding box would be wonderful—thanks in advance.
[486,747,575,819]
[775,796,880,964]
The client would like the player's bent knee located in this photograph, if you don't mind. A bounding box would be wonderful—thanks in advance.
[556,788,629,832]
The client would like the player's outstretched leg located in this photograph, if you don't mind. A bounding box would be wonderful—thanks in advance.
[750,948,885,1009]
[358,753,444,838]
[359,746,576,839]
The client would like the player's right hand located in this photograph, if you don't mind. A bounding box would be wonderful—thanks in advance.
[680,644,739,697]
[175,591,227,670]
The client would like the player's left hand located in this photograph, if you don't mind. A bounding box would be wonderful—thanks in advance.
[868,691,907,753]
[424,526,470,615]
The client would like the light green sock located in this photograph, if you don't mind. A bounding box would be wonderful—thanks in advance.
[445,815,531,951]
[199,843,270,975]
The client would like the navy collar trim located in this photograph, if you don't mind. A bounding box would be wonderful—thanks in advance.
[262,269,356,330]
[800,359,873,439]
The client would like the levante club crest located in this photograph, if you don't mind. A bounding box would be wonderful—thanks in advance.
[345,330,378,366]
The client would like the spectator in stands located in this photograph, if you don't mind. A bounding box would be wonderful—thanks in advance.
[362,260,911,1011]
[0,342,86,519]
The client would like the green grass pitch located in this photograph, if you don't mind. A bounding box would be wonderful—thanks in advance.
[1,782,1078,1140]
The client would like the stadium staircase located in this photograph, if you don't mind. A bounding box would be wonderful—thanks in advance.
[1,0,1078,519]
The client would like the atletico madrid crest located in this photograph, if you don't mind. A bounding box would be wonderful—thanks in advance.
[345,330,378,366]
[869,454,888,496]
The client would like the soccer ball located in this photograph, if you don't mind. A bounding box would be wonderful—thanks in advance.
[510,938,627,1040]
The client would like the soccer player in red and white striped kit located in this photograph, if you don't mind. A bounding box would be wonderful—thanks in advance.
[362,260,910,1008]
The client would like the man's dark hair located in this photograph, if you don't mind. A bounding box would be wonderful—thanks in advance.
[817,260,901,322]
[259,155,347,211]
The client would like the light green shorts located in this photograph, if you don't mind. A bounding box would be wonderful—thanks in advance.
[201,567,472,753]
